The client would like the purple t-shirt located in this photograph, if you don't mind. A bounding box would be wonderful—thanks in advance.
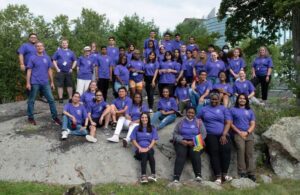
[161,40,173,52]
[143,48,158,59]
[230,107,255,132]
[252,57,273,76]
[63,103,87,125]
[127,103,149,121]
[17,42,36,67]
[87,100,108,118]
[114,65,129,84]
[96,55,112,79]
[158,61,177,84]
[228,58,246,75]
[186,44,199,52]
[197,105,231,135]
[194,60,207,76]
[178,118,200,140]
[175,86,190,101]
[52,48,76,72]
[158,53,165,64]
[233,80,255,96]
[181,54,187,62]
[107,46,119,65]
[112,96,132,111]
[172,40,184,51]
[144,38,159,50]
[206,60,226,78]
[195,80,212,97]
[27,54,53,85]
[77,55,94,80]
[80,91,95,107]
[182,59,195,77]
[128,60,144,82]
[213,83,233,96]
[126,51,133,64]
[144,61,159,76]
[130,125,159,148]
[157,97,178,112]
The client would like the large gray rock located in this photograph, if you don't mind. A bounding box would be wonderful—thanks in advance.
[262,117,300,179]
[0,101,238,185]
[230,178,258,189]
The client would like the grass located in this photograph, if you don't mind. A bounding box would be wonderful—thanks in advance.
[1,177,300,195]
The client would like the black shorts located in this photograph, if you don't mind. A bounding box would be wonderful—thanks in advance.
[89,117,104,128]
[55,72,73,87]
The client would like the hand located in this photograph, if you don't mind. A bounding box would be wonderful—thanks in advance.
[56,68,61,73]
[80,126,86,131]
[20,64,26,71]
[151,81,155,88]
[160,110,167,115]
[220,135,228,145]
[199,97,204,104]
[91,121,97,126]
[26,83,31,91]
[50,82,55,90]
[266,76,270,82]
[139,147,148,153]
[71,117,77,125]
[99,117,104,125]
[234,74,239,79]
[180,140,189,146]
[188,141,194,147]
[239,131,248,139]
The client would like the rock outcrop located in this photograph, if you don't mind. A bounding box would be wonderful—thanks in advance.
[262,117,300,179]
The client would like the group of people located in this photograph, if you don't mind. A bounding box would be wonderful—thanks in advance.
[17,30,274,184]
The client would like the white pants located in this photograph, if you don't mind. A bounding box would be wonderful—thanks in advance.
[76,79,91,95]
[113,116,139,141]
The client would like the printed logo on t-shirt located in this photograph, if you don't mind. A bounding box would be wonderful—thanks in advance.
[167,101,171,106]
[76,109,81,115]
[216,63,220,68]
[43,58,47,64]
[216,109,221,113]
[66,52,70,56]
[98,106,102,112]
[190,125,195,129]
[87,60,91,65]
[243,83,247,88]
[183,90,187,95]
[245,110,249,115]
[106,58,109,62]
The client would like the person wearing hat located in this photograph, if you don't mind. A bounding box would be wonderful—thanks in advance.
[76,46,95,95]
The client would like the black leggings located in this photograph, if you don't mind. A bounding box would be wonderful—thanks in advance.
[252,75,271,100]
[174,142,202,180]
[97,78,109,101]
[145,76,155,109]
[205,134,231,177]
[136,149,156,175]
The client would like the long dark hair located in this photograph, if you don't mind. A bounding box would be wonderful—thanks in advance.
[173,49,182,64]
[235,93,250,110]
[133,92,143,107]
[163,51,174,62]
[147,51,157,63]
[177,77,187,87]
[147,39,156,51]
[138,112,153,133]
[117,54,127,66]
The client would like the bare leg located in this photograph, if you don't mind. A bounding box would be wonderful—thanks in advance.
[58,87,63,99]
[67,87,73,99]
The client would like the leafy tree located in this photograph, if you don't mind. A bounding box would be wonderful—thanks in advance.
[218,0,300,105]
[114,14,159,50]
[173,18,220,49]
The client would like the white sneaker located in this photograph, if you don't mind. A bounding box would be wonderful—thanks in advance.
[107,134,119,143]
[195,176,203,182]
[86,135,97,143]
[149,109,153,113]
[61,131,69,140]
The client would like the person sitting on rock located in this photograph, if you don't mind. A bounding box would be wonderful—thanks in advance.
[130,112,159,184]
[107,92,148,146]
[87,90,111,140]
[172,107,207,183]
[197,90,232,185]
[230,94,256,181]
[61,92,91,141]
[80,80,97,108]
[110,87,132,130]
[151,87,177,130]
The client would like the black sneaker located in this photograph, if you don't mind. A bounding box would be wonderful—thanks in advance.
[140,175,148,184]
[58,99,64,104]
[111,122,117,130]
[240,173,248,178]
[28,118,37,125]
[148,174,157,182]
[53,117,62,126]
[248,174,256,182]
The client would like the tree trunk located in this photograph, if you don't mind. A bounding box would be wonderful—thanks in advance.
[292,7,300,106]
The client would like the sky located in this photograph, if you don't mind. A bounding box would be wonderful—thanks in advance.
[0,0,221,32]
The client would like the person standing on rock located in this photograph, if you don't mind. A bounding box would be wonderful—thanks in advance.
[197,90,232,185]
[230,94,256,181]
[61,92,95,142]
[172,107,207,183]
[87,90,111,140]
[26,41,61,126]
[52,39,77,103]
[130,112,159,184]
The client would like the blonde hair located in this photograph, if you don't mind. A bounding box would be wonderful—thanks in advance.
[257,46,270,57]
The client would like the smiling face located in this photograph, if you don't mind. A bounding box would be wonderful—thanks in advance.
[211,52,218,61]
[118,88,126,98]
[72,93,80,104]
[61,40,68,49]
[133,93,142,105]
[149,52,155,61]
[233,49,240,57]
[210,94,220,107]
[259,47,266,56]
[180,45,186,53]
[186,108,195,120]
[141,113,149,126]
[89,81,97,92]
[219,72,227,82]
[162,88,170,98]
[35,42,44,54]
[239,70,246,80]
[29,34,38,44]
[95,91,103,102]
[238,94,247,107]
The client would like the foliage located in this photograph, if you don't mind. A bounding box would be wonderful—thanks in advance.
[114,13,159,50]
[173,18,220,50]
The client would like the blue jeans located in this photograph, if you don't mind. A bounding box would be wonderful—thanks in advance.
[27,84,57,119]
[189,90,210,114]
[62,115,88,136]
[207,77,219,85]
[114,81,129,92]
[151,112,176,130]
